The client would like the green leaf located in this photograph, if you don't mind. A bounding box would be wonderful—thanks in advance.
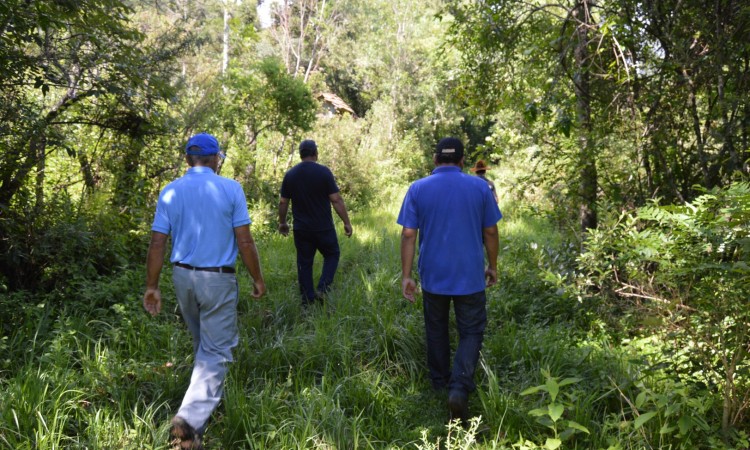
[559,428,575,440]
[558,377,582,388]
[567,420,590,434]
[548,403,564,422]
[529,408,548,417]
[660,423,676,434]
[634,411,658,429]
[635,391,647,408]
[546,378,559,401]
[544,438,562,450]
[678,415,693,435]
[521,385,546,396]
[536,416,555,428]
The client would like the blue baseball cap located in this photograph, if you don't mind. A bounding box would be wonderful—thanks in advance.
[185,133,220,156]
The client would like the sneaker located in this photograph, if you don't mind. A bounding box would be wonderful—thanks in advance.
[169,416,203,450]
[447,390,469,426]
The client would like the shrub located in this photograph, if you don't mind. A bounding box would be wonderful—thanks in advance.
[574,182,750,441]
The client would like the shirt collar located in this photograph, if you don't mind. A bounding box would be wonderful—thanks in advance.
[431,165,462,175]
[187,166,215,174]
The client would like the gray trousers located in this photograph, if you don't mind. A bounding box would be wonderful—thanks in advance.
[172,267,239,434]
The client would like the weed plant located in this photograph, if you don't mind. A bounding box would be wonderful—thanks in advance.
[0,186,743,449]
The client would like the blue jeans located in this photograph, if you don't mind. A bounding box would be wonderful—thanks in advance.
[422,289,487,394]
[293,228,340,303]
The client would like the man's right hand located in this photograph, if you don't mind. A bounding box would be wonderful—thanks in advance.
[278,223,289,236]
[485,267,498,287]
[344,223,353,237]
[143,288,162,316]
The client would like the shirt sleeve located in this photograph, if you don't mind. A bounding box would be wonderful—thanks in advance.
[232,183,252,227]
[280,173,290,199]
[397,186,419,229]
[151,192,171,234]
[482,187,503,227]
[326,168,340,195]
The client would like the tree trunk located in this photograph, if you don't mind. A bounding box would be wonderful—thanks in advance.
[78,153,97,191]
[574,0,597,232]
[33,134,46,212]
[222,0,230,76]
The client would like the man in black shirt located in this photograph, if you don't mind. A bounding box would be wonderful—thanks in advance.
[278,139,353,305]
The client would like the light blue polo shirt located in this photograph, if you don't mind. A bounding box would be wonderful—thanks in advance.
[151,166,251,268]
[397,166,502,295]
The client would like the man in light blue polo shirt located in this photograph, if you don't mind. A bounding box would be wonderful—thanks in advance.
[398,136,502,426]
[143,133,266,449]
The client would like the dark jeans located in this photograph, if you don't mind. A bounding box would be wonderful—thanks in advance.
[422,289,487,395]
[293,228,340,303]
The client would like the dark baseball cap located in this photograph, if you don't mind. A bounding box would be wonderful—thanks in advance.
[299,139,318,152]
[435,137,464,158]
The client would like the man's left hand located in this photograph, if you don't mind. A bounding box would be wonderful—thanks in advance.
[252,280,267,298]
[485,268,497,287]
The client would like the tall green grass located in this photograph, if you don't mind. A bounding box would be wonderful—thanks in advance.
[0,188,740,449]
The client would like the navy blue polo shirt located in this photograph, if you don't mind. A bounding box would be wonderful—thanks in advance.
[397,165,502,295]
[280,161,340,231]
[151,166,251,268]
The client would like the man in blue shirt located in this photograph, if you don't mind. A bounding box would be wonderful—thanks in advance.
[143,133,266,449]
[397,137,502,426]
[278,139,352,306]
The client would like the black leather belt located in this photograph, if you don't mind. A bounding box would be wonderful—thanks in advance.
[175,262,235,273]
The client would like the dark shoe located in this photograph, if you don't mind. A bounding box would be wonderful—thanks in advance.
[315,288,328,303]
[448,390,469,426]
[169,416,203,450]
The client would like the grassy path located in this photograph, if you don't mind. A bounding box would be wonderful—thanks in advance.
[0,191,663,449]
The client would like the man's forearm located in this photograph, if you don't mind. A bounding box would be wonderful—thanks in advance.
[236,225,264,281]
[400,230,417,278]
[331,197,350,226]
[483,225,499,270]
[238,242,263,281]
[146,232,168,289]
[278,199,289,224]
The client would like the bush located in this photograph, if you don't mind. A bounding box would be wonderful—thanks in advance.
[574,182,750,441]
[0,191,148,293]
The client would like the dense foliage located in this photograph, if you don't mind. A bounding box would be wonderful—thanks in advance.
[445,0,750,230]
[574,182,750,439]
[1,0,749,448]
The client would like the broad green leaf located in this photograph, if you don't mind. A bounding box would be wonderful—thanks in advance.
[567,420,590,434]
[678,415,694,435]
[546,378,559,401]
[544,438,562,450]
[548,403,564,422]
[559,428,575,440]
[536,416,555,428]
[635,391,647,408]
[660,423,676,434]
[521,385,545,396]
[558,377,582,388]
[529,408,548,417]
[634,411,658,429]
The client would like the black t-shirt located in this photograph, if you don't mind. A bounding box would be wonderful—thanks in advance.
[280,161,340,231]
